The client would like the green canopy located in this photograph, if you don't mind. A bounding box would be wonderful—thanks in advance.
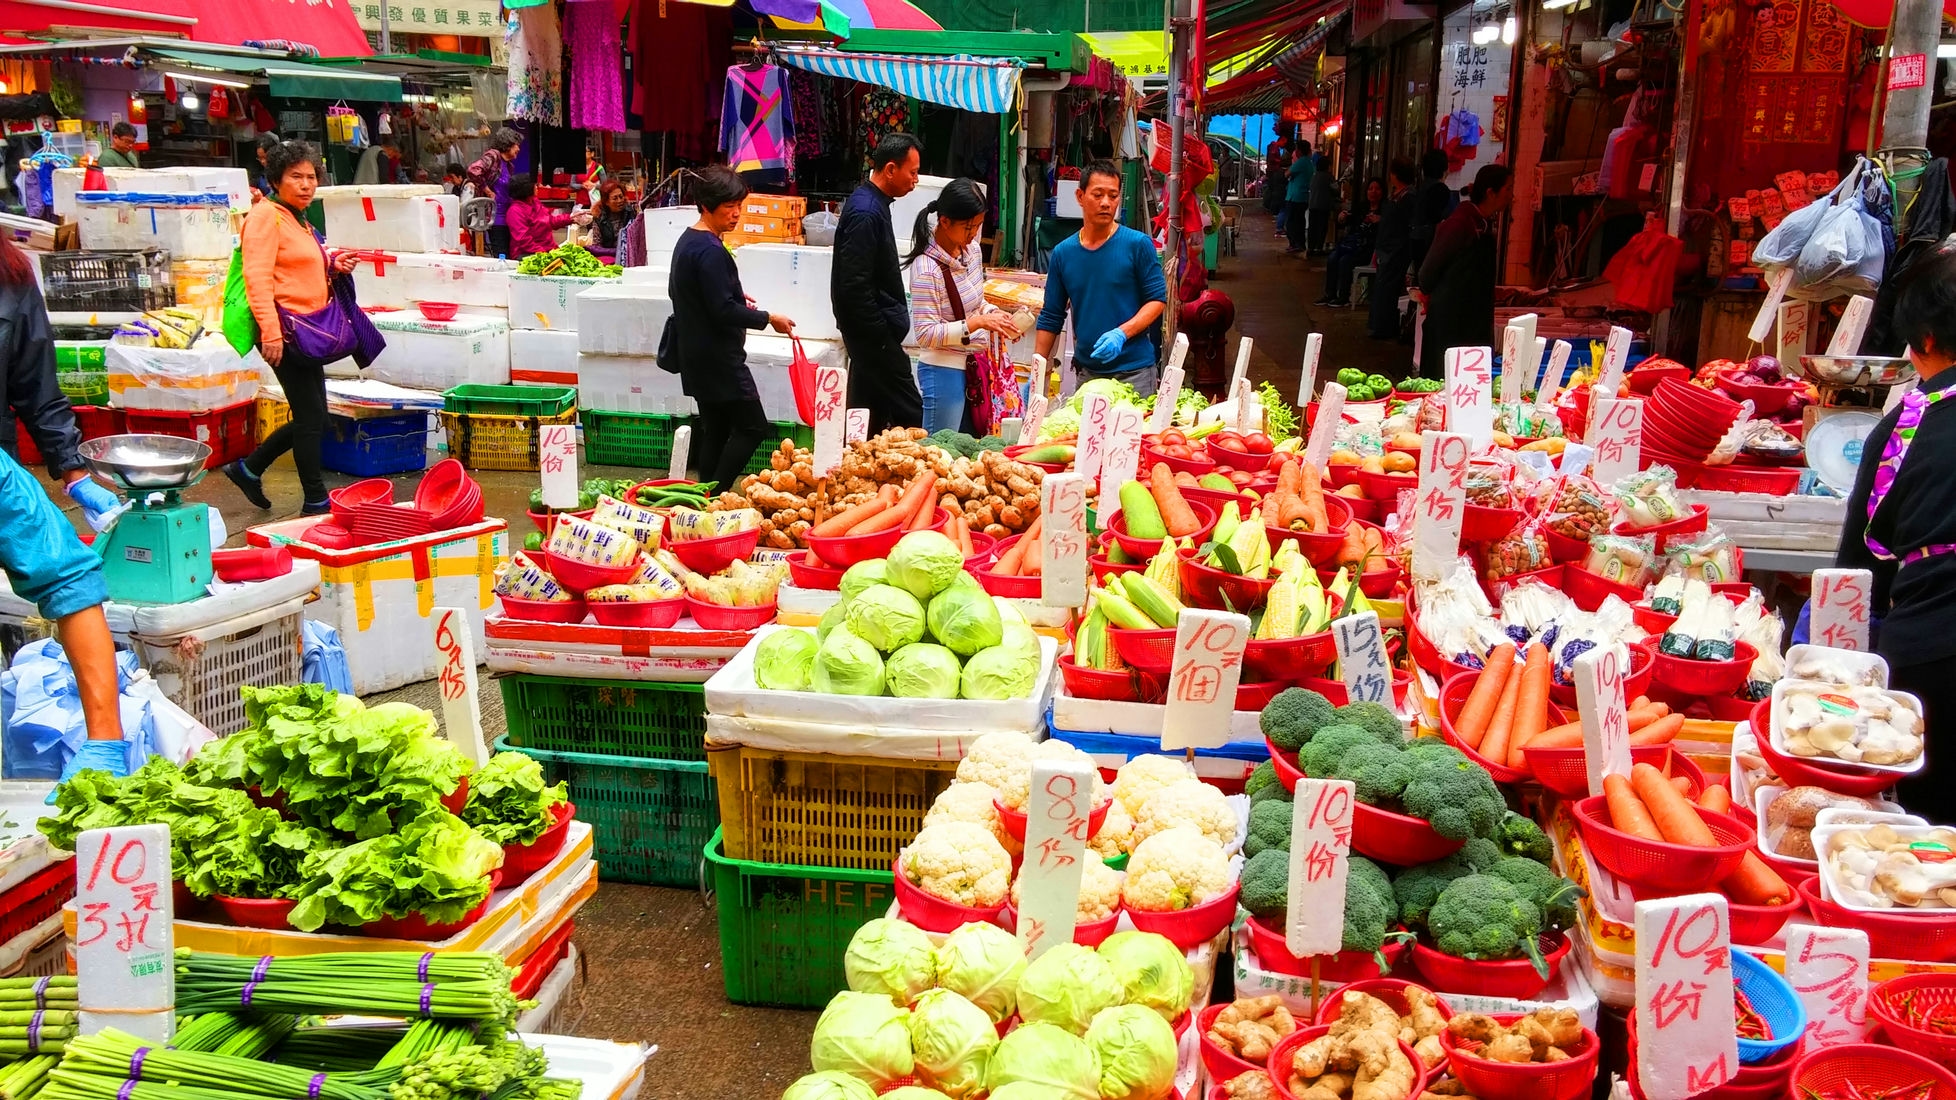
[148,48,404,103]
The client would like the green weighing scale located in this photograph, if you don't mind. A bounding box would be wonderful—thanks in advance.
[78,434,214,605]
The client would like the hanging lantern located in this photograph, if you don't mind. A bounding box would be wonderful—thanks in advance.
[1281,97,1312,122]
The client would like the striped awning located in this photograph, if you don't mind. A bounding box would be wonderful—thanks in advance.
[772,46,1021,113]
[1271,13,1344,85]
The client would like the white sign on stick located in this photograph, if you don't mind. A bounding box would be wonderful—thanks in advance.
[1298,333,1323,407]
[1514,312,1540,354]
[1161,608,1251,751]
[1574,645,1633,797]
[1411,431,1469,580]
[1500,325,1526,405]
[1016,758,1097,959]
[1778,301,1812,365]
[1442,347,1494,448]
[1039,473,1089,609]
[433,606,487,766]
[1828,295,1875,356]
[845,408,869,444]
[1783,924,1871,1045]
[1097,404,1146,522]
[1590,396,1645,487]
[999,417,1023,446]
[810,363,848,477]
[1075,392,1113,487]
[1634,895,1737,1100]
[1285,778,1356,958]
[1536,340,1572,410]
[75,824,175,1042]
[1810,568,1874,651]
[1232,377,1256,434]
[1334,611,1392,705]
[1597,325,1634,398]
[1020,393,1049,446]
[1749,269,1794,345]
[1149,363,1186,434]
[1230,336,1254,395]
[1305,383,1348,472]
[538,423,579,510]
[667,425,691,482]
[1529,337,1548,395]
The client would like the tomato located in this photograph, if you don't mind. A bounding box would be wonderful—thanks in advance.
[1244,432,1274,455]
[1269,452,1300,470]
[1160,429,1187,447]
[1211,431,1244,450]
[1162,444,1191,459]
[1226,469,1255,488]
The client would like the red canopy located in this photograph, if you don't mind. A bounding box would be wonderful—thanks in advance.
[0,0,371,56]
[1823,0,1956,24]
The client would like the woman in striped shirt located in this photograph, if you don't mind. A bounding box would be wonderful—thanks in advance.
[905,178,1018,434]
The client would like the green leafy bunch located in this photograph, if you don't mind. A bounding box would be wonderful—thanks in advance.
[288,810,503,933]
[461,752,568,846]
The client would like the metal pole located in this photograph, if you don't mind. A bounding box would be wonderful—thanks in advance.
[1879,0,1941,239]
[1163,0,1192,350]
[378,0,392,55]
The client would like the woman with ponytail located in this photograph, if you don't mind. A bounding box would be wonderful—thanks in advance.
[905,178,1020,434]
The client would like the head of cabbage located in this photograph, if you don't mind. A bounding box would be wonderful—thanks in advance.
[845,584,927,653]
[840,559,890,601]
[1085,1004,1178,1100]
[1016,943,1122,1035]
[781,1071,878,1100]
[933,921,1024,1024]
[960,643,1041,700]
[907,988,996,1098]
[843,918,936,1003]
[812,626,887,696]
[1096,931,1194,1022]
[817,601,847,642]
[927,586,1003,657]
[884,642,963,700]
[809,990,914,1086]
[754,629,820,692]
[985,1022,1101,1100]
[996,617,1040,661]
[888,531,965,601]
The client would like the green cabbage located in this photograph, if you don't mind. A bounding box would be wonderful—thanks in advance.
[809,990,915,1087]
[1096,931,1194,1022]
[817,601,848,642]
[888,531,966,601]
[754,629,820,692]
[844,918,937,1003]
[907,988,997,1098]
[933,921,1024,1023]
[1016,943,1123,1035]
[986,1086,1058,1100]
[985,1022,1101,1099]
[781,1071,879,1100]
[885,643,964,700]
[840,560,890,601]
[960,643,1041,700]
[812,627,887,696]
[927,586,1003,657]
[996,618,1040,661]
[845,584,927,653]
[1085,1004,1178,1099]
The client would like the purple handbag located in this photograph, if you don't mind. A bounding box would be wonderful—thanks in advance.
[275,218,386,368]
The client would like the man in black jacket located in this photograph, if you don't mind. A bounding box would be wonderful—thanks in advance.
[1416,164,1511,378]
[1368,158,1419,340]
[1408,149,1456,271]
[833,133,924,433]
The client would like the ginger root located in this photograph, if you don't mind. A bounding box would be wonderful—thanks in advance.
[1226,1073,1281,1100]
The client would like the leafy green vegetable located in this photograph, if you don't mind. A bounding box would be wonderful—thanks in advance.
[460,751,567,846]
[287,810,502,932]
[515,242,622,277]
[1258,381,1300,439]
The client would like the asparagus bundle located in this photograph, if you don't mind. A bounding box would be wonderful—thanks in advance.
[174,952,520,1026]
[0,1054,55,1100]
[0,1010,77,1058]
[0,979,75,1011]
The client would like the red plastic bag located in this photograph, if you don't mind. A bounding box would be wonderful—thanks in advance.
[788,336,816,427]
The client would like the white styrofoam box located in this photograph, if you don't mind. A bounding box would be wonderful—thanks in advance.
[74,193,235,260]
[316,185,460,252]
[53,166,251,219]
[507,273,617,331]
[354,252,511,310]
[1055,179,1084,218]
[511,328,581,386]
[890,174,950,253]
[732,244,838,339]
[106,337,264,412]
[575,353,688,414]
[366,310,510,389]
[576,284,670,356]
[639,207,695,267]
[620,266,664,287]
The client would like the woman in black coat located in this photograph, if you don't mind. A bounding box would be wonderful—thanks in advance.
[1417,165,1511,379]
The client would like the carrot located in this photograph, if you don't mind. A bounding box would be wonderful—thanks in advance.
[1300,460,1327,533]
[1526,704,1671,750]
[1629,714,1686,746]
[1480,662,1525,766]
[811,487,892,538]
[1722,852,1794,906]
[1670,776,1694,794]
[905,487,939,532]
[853,473,936,535]
[1022,544,1042,576]
[1697,784,1732,814]
[996,518,1041,576]
[954,515,975,557]
[1604,773,1664,840]
[1150,463,1202,536]
[1452,645,1516,749]
[1631,762,1717,846]
[1506,643,1552,768]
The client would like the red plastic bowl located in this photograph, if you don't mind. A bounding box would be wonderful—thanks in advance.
[1182,487,1255,515]
[963,531,999,568]
[1000,904,1121,948]
[1436,670,1571,784]
[1791,1043,1956,1100]
[526,507,593,534]
[1796,877,1956,962]
[1570,795,1755,891]
[1442,1012,1600,1100]
[1612,503,1712,552]
[500,801,576,880]
[1244,628,1338,683]
[1089,552,1146,585]
[993,796,1112,843]
[543,550,637,593]
[1523,743,1704,801]
[361,871,500,941]
[1410,932,1570,999]
[441,777,468,816]
[1144,445,1218,476]
[1268,738,1304,793]
[669,525,763,575]
[893,856,1006,934]
[1354,800,1466,866]
[1548,641,1656,708]
[1206,438,1274,472]
[1630,591,1748,636]
[1543,528,1591,563]
[1625,364,1691,394]
[1326,462,1364,488]
[1106,500,1218,561]
[589,599,686,628]
[805,507,952,568]
[1236,678,1285,712]
[1337,492,1386,526]
[1271,1026,1429,1100]
[215,894,297,930]
[1126,883,1241,950]
[1358,470,1419,505]
[1655,377,1743,419]
[329,477,393,526]
[1716,371,1802,415]
[1268,494,1355,566]
[415,458,481,526]
[1180,550,1280,611]
[499,596,587,624]
[1727,890,1807,946]
[1110,627,1178,674]
[1870,976,1956,1065]
[1004,442,1070,473]
[978,536,1044,598]
[1318,558,1403,599]
[1649,640,1758,698]
[1562,566,1648,612]
[787,550,844,591]
[1749,702,1914,797]
[417,300,460,321]
[1198,1003,1268,1083]
[1244,912,1410,980]
[1461,502,1522,543]
[685,597,775,631]
[1059,657,1144,702]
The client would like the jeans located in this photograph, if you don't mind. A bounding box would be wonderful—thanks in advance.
[917,363,968,434]
[694,397,771,495]
[1325,250,1362,302]
[246,346,328,504]
[1079,363,1160,398]
[1285,201,1311,251]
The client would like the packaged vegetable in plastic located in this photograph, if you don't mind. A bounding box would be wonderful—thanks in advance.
[1462,465,1515,508]
[1084,1004,1178,1100]
[625,554,685,598]
[1544,474,1614,541]
[755,629,822,692]
[888,531,966,601]
[840,560,890,601]
[934,921,1025,1024]
[1611,466,1683,528]
[1735,594,1784,699]
[885,642,964,699]
[590,495,665,550]
[907,988,998,1098]
[1095,931,1193,1023]
[928,585,1004,657]
[846,585,928,653]
[583,584,674,603]
[1581,532,1658,587]
[812,626,888,695]
[961,642,1040,700]
[781,1072,878,1100]
[809,990,916,1087]
[1662,529,1741,584]
[546,513,638,568]
[985,1022,1102,1099]
[1480,515,1554,581]
[494,552,572,601]
[844,917,938,1003]
[1016,942,1123,1035]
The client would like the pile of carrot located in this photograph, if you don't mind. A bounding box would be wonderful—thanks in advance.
[1450,642,1554,769]
[1265,459,1329,533]
[1601,763,1792,905]
[809,473,942,539]
[991,517,1044,577]
[1146,464,1204,537]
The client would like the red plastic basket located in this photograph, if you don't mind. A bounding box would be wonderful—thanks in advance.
[542,550,636,594]
[1268,495,1356,567]
[1796,877,1956,963]
[1715,372,1802,415]
[360,871,500,940]
[1182,487,1254,515]
[1791,1044,1956,1100]
[1441,1013,1599,1100]
[1106,500,1218,560]
[1870,976,1956,1064]
[1569,795,1755,891]
[122,399,255,468]
[1678,463,1802,495]
[1270,1025,1429,1100]
[993,796,1112,843]
[1409,932,1570,999]
[1727,890,1807,946]
[1354,800,1467,866]
[1144,444,1218,476]
[1312,978,1455,1026]
[1125,883,1241,950]
[1180,550,1281,610]
[1198,1003,1268,1084]
[1244,913,1409,980]
[526,507,593,535]
[684,597,775,631]
[1543,528,1591,563]
[1461,503,1523,543]
[1748,700,1905,797]
[1436,670,1572,784]
[977,537,1044,598]
[1058,657,1144,702]
[1317,558,1403,599]
[1090,554,1147,585]
[1000,903,1120,948]
[1,861,77,945]
[498,596,587,624]
[589,599,685,628]
[1626,364,1691,394]
[214,894,297,930]
[1649,641,1758,698]
[787,550,844,591]
[500,801,576,881]
[1236,679,1285,711]
[1244,629,1339,683]
[1206,438,1274,471]
[329,478,393,526]
[892,856,1006,933]
[1111,627,1178,674]
[1523,743,1705,801]
[1612,503,1712,552]
[1003,443,1068,474]
[1562,566,1647,612]
[1292,672,1413,710]
[1358,470,1419,506]
[669,526,764,575]
[805,507,950,569]
[1268,738,1304,793]
[1549,641,1657,708]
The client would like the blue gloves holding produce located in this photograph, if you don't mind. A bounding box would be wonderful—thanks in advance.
[65,477,122,532]
[1091,328,1128,362]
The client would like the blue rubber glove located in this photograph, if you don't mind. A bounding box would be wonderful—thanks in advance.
[1090,328,1128,362]
[49,739,131,803]
[64,477,121,532]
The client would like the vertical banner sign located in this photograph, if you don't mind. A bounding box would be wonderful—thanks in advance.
[1020,393,1049,447]
[1749,269,1795,345]
[1574,646,1632,797]
[1075,392,1113,488]
[1828,295,1875,356]
[1536,340,1572,410]
[667,425,692,482]
[1305,383,1348,472]
[1232,377,1256,434]
[537,423,579,510]
[845,409,869,444]
[1016,758,1096,960]
[1783,924,1871,1045]
[1039,473,1089,609]
[1149,363,1186,434]
[1161,608,1251,751]
[1333,612,1391,705]
[1500,325,1525,405]
[1097,404,1146,522]
[1635,895,1737,1100]
[1230,336,1254,396]
[810,364,848,478]
[1778,301,1812,365]
[76,824,175,1042]
[433,607,487,765]
[1590,397,1645,487]
[1298,333,1324,407]
[1285,778,1356,958]
[1598,325,1634,398]
[1442,347,1494,448]
[1810,568,1873,651]
[1412,431,1469,580]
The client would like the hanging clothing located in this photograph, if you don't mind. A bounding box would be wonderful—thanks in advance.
[856,88,908,172]
[633,2,730,163]
[721,64,796,174]
[1602,221,1685,314]
[789,69,826,158]
[506,6,564,127]
[1868,159,1947,356]
[566,0,624,132]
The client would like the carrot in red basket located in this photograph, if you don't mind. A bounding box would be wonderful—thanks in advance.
[1629,713,1686,746]
[1631,762,1717,846]
[1505,643,1552,768]
[1479,662,1525,766]
[1605,774,1663,840]
[1698,784,1732,814]
[1723,851,1793,906]
[1454,645,1516,749]
[811,485,893,538]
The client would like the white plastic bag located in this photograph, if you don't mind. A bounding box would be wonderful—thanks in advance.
[802,210,838,247]
[1752,175,1840,272]
[1794,162,1885,299]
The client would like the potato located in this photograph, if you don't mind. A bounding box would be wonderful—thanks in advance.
[1329,450,1363,467]
[1361,455,1386,474]
[1390,432,1423,451]
[1381,452,1417,473]
[1492,431,1515,448]
[1336,484,1366,498]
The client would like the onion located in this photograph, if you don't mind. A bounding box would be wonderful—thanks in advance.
[1746,354,1783,381]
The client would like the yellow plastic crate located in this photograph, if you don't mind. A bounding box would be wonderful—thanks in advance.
[255,393,290,443]
[440,408,576,472]
[708,744,960,871]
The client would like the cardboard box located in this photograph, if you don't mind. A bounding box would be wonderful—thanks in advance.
[741,194,806,219]
[736,213,802,238]
[725,229,804,249]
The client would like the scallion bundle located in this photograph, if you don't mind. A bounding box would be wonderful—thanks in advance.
[0,1053,55,1100]
[41,1029,398,1100]
[173,952,519,1027]
[171,1013,296,1059]
[271,1026,412,1075]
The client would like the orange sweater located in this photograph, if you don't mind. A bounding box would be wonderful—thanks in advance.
[240,199,329,345]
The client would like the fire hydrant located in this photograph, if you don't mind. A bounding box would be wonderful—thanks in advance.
[1178,289,1235,393]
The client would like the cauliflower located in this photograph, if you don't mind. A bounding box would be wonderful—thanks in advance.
[903,822,1012,908]
[1122,827,1231,912]
[1089,799,1135,860]
[1133,779,1240,850]
[1014,855,1124,922]
[956,731,1038,791]
[1113,754,1195,817]
[926,780,1019,854]
[996,739,1108,811]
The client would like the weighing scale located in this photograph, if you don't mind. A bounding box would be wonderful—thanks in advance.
[1789,355,1913,494]
[78,434,214,605]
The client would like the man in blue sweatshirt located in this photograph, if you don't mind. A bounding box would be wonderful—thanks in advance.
[1036,160,1169,391]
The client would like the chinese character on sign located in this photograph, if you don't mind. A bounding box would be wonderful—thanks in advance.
[1651,979,1707,1028]
[411,5,427,21]
[1890,53,1928,90]
[433,7,447,21]
[1420,488,1456,523]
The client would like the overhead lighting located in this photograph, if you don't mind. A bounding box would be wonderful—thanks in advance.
[180,91,198,111]
[163,71,249,89]
[1502,14,1517,43]
[1938,43,1956,57]
[1472,21,1500,44]
[1543,0,1578,9]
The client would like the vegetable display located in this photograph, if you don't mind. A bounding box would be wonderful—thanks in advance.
[1447,1009,1586,1062]
[1285,989,1421,1100]
[460,751,568,846]
[515,241,621,277]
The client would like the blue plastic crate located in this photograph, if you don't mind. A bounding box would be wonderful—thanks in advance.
[1046,707,1268,792]
[320,412,428,477]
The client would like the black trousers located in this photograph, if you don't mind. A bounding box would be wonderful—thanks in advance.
[1890,654,1956,825]
[694,397,771,494]
[1308,208,1332,252]
[246,346,329,504]
[1284,201,1311,251]
[1370,251,1411,339]
[1325,249,1363,302]
[843,330,924,435]
[486,225,511,260]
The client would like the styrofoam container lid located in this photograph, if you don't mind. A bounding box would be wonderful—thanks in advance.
[75,191,229,206]
[369,309,511,335]
[1805,410,1881,492]
[316,184,448,198]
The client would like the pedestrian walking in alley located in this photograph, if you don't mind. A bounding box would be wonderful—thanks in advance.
[465,127,524,259]
[1036,160,1169,393]
[1319,177,1383,308]
[1369,159,1419,340]
[1408,149,1455,271]
[1261,141,1287,235]
[1283,143,1315,254]
[1416,163,1513,378]
[1307,154,1337,254]
[906,178,1020,435]
[833,133,925,433]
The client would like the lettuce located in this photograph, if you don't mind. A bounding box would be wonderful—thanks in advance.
[461,751,568,846]
[287,811,501,932]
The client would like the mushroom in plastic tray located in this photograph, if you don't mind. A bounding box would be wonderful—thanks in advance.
[1818,823,1956,911]
[1775,680,1925,769]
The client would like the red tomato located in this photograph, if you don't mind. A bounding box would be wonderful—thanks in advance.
[1162,444,1191,459]
[1244,432,1275,455]
[1212,431,1245,450]
[1160,429,1187,447]
[1226,469,1255,488]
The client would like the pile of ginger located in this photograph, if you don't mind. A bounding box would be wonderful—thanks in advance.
[1445,1009,1585,1064]
[1221,989,1448,1100]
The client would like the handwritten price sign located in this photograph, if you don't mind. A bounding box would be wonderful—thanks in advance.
[1591,396,1645,487]
[1412,431,1469,581]
[1230,336,1254,397]
[1017,758,1096,959]
[1232,377,1256,435]
[1162,608,1250,751]
[1298,333,1323,407]
[1149,362,1185,435]
[1783,924,1870,1045]
[1076,392,1113,487]
[1040,473,1089,609]
[433,606,487,765]
[76,824,175,1042]
[538,423,579,510]
[1286,778,1355,957]
[1598,325,1634,398]
[1829,296,1874,356]
[667,425,692,482]
[1750,269,1796,345]
[1501,325,1526,405]
[810,363,848,477]
[1536,340,1572,411]
[1333,611,1392,706]
[1020,393,1049,447]
[1098,404,1146,518]
[1443,347,1494,448]
[1778,301,1812,365]
[1811,568,1873,651]
[1305,382,1347,473]
[1574,645,1632,797]
[845,408,869,444]
[1635,894,1737,1100]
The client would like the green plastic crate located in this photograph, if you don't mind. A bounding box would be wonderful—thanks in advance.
[582,409,682,469]
[704,829,894,1008]
[499,675,707,760]
[742,421,815,476]
[493,735,715,887]
[58,370,109,407]
[443,384,576,417]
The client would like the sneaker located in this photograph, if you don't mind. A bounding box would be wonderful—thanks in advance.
[1313,296,1333,306]
[300,500,332,517]
[223,461,272,509]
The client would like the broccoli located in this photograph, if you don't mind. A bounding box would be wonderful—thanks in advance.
[1488,856,1585,930]
[976,434,1007,453]
[1250,780,1293,807]
[1240,848,1290,919]
[1495,810,1554,864]
[1460,836,1505,872]
[1428,874,1548,976]
[1244,760,1279,801]
[1391,853,1474,932]
[1298,724,1388,778]
[1404,737,1471,767]
[1344,856,1399,958]
[1330,741,1415,806]
[1244,798,1294,859]
[1260,688,1338,752]
[1401,750,1509,841]
[1336,701,1406,746]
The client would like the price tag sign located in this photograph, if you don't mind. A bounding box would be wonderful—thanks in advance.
[1574,645,1632,797]
[1536,340,1572,410]
[1230,336,1254,396]
[1442,347,1494,448]
[1232,377,1256,434]
[1811,568,1873,651]
[1412,431,1469,580]
[1500,325,1526,405]
[1590,396,1645,487]
[1097,404,1146,521]
[1597,325,1634,398]
[1076,392,1113,487]
[1749,269,1794,345]
[1040,473,1089,609]
[1016,758,1096,959]
[1286,778,1355,958]
[1298,333,1323,407]
[845,408,869,444]
[433,607,487,765]
[1635,895,1737,1100]
[1305,382,1348,472]
[1529,337,1548,394]
[1162,608,1251,751]
[811,363,848,477]
[1514,311,1540,354]
[667,425,691,482]
[1778,301,1812,365]
[76,824,175,1042]
[1783,924,1871,1045]
[1828,295,1875,356]
[1149,363,1186,434]
[1020,393,1049,446]
[538,423,579,510]
[1333,611,1391,705]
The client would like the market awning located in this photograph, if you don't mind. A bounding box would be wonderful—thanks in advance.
[149,46,403,101]
[772,46,1019,112]
[755,0,938,30]
[1822,0,1955,25]
[0,0,372,55]
[1271,15,1343,85]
